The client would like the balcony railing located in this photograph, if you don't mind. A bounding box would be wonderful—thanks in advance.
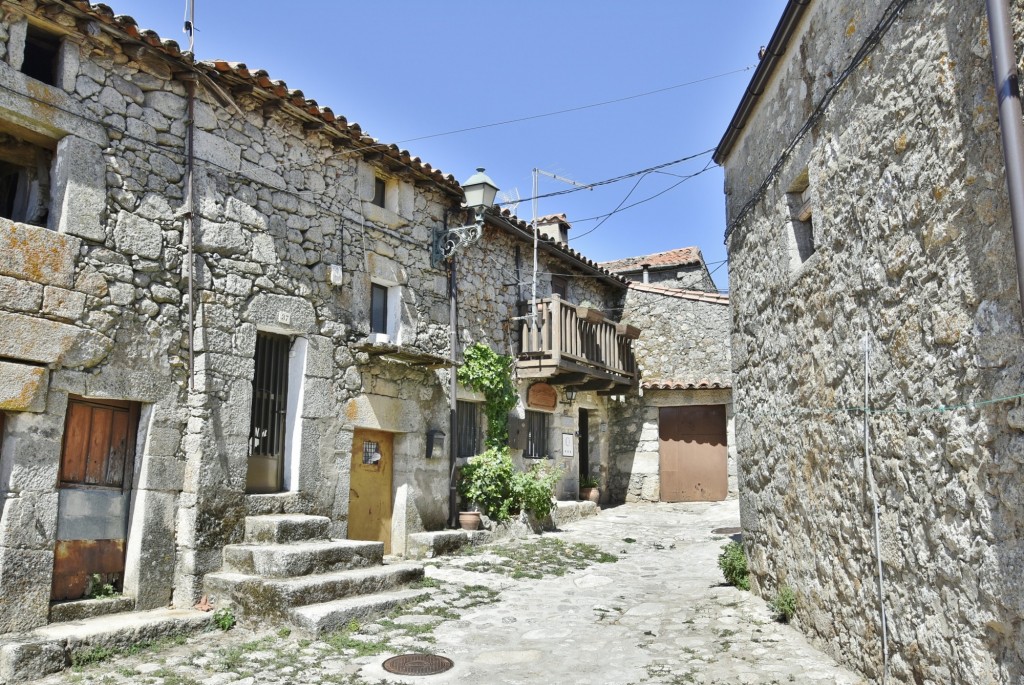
[517,296,639,389]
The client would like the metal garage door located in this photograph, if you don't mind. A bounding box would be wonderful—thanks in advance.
[658,405,727,502]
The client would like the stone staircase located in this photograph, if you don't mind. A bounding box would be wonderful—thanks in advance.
[204,514,431,636]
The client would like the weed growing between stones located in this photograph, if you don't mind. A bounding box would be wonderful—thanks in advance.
[770,585,797,623]
[717,541,750,590]
[458,537,618,579]
[212,606,236,631]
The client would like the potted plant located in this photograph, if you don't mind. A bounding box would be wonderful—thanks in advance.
[457,447,517,529]
[579,475,601,504]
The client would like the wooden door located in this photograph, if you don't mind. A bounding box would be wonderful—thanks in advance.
[348,429,394,553]
[659,405,727,502]
[53,397,139,601]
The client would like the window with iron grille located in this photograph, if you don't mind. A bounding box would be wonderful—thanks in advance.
[370,283,388,334]
[525,410,549,458]
[457,401,481,458]
[248,332,290,462]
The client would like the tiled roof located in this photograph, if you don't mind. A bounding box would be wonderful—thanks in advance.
[60,2,463,196]
[486,208,628,287]
[536,213,570,226]
[642,378,732,390]
[599,247,703,272]
[628,282,729,305]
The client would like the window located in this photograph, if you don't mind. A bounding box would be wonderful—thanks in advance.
[550,275,568,299]
[248,332,291,493]
[371,177,387,208]
[525,410,549,458]
[457,401,481,458]
[0,132,52,226]
[370,283,389,334]
[22,25,61,86]
[786,169,815,270]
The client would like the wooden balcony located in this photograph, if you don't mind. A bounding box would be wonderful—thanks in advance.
[517,296,639,393]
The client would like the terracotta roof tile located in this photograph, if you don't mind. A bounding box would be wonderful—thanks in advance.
[599,247,703,273]
[56,2,463,197]
[642,378,732,390]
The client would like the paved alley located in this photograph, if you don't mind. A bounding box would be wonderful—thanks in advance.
[36,500,864,685]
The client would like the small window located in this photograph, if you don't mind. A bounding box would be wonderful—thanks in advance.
[0,133,52,226]
[22,25,61,86]
[371,177,387,208]
[370,282,389,334]
[786,170,815,270]
[457,401,481,458]
[362,440,383,465]
[551,275,568,299]
[525,410,549,458]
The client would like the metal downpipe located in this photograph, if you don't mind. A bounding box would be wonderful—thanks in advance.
[986,0,1024,311]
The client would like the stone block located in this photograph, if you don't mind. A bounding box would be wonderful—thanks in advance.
[0,547,53,633]
[0,362,48,412]
[0,640,66,683]
[631,451,661,475]
[0,274,43,312]
[123,490,176,610]
[41,286,86,322]
[302,377,336,419]
[144,90,186,119]
[51,136,107,242]
[0,219,79,288]
[135,456,185,491]
[195,219,246,256]
[113,210,163,259]
[195,129,241,172]
[0,492,58,550]
[243,293,316,334]
[0,311,112,367]
[305,335,335,378]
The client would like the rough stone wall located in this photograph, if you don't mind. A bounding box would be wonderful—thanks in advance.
[723,1,1024,682]
[608,288,732,503]
[0,0,458,630]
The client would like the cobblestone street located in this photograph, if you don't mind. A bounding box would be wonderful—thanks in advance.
[37,501,864,685]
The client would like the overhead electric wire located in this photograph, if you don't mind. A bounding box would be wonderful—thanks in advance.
[393,65,757,146]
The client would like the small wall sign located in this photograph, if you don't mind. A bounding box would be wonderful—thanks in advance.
[527,382,557,411]
[562,433,574,457]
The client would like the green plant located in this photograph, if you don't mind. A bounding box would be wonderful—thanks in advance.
[771,585,797,623]
[457,446,517,521]
[579,474,599,488]
[717,541,750,590]
[514,460,561,520]
[212,606,236,631]
[457,343,518,448]
[84,573,118,600]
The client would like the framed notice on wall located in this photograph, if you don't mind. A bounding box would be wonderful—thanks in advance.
[562,433,574,457]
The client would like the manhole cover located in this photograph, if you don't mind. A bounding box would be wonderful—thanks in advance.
[382,653,454,676]
[712,526,742,535]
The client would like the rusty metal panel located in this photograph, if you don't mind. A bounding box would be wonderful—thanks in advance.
[659,405,727,502]
[52,539,125,601]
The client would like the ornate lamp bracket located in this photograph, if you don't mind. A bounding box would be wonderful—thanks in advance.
[432,208,484,268]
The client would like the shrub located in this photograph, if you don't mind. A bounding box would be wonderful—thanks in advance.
[514,461,561,520]
[457,447,517,521]
[457,344,518,448]
[717,541,750,590]
[771,585,797,623]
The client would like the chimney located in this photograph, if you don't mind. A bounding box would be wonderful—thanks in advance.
[641,263,651,283]
[536,214,571,244]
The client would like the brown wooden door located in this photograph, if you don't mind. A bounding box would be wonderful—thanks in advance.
[348,429,394,553]
[53,397,139,601]
[659,405,727,502]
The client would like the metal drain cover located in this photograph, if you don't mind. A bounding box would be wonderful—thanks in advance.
[382,653,454,676]
[712,526,742,535]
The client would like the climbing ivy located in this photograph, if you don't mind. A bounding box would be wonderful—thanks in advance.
[457,343,518,449]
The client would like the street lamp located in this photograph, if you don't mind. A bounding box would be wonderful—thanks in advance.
[562,387,578,405]
[431,167,499,267]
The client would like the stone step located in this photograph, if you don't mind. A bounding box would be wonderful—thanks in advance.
[0,608,212,683]
[244,514,331,544]
[222,539,384,578]
[204,562,424,621]
[288,588,434,637]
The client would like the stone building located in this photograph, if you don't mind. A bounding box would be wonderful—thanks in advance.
[600,246,718,292]
[716,0,1024,682]
[0,1,731,672]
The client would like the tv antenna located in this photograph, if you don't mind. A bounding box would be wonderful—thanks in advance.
[497,187,521,216]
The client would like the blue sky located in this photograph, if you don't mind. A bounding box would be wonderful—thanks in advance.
[109,1,788,290]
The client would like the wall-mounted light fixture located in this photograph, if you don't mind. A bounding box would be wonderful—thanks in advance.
[431,168,499,268]
[561,387,578,405]
[426,428,446,459]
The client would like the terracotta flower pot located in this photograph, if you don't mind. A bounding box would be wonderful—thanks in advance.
[580,487,600,504]
[458,511,482,530]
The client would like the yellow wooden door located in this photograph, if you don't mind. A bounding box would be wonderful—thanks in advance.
[348,429,394,553]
